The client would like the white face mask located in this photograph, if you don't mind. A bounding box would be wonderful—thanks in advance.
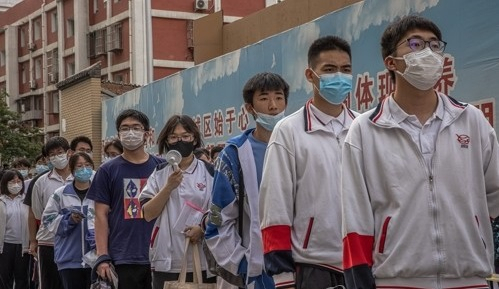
[393,47,444,90]
[8,183,22,195]
[119,130,145,151]
[49,153,69,170]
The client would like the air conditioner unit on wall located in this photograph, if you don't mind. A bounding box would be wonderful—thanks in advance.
[49,72,58,84]
[28,42,36,51]
[195,0,208,11]
[29,80,37,90]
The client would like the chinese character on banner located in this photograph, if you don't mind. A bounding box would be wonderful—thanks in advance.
[473,99,495,128]
[203,113,213,138]
[213,110,224,137]
[377,70,395,104]
[355,72,375,111]
[193,115,201,130]
[434,54,457,95]
[225,107,236,135]
[237,105,249,131]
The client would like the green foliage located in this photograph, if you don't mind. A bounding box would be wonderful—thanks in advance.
[0,92,43,165]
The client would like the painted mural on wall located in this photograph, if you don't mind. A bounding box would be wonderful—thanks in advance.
[102,0,499,155]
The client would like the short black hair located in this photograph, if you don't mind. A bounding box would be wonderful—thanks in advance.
[68,152,94,174]
[194,148,210,159]
[104,138,124,155]
[308,35,351,68]
[12,158,31,169]
[115,109,150,132]
[157,115,203,155]
[242,72,290,105]
[35,154,44,163]
[45,136,70,155]
[0,170,25,196]
[210,146,223,160]
[381,15,442,81]
[70,136,93,151]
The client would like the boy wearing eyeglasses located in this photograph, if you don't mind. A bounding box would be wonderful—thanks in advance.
[87,109,164,289]
[341,15,499,289]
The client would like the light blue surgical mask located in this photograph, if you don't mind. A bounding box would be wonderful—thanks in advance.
[19,169,29,178]
[47,162,54,171]
[74,167,93,183]
[313,71,352,105]
[36,164,49,175]
[255,111,285,131]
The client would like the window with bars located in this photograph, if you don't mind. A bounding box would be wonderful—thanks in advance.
[107,23,123,52]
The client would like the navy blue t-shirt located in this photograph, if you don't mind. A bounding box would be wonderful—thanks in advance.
[87,154,165,265]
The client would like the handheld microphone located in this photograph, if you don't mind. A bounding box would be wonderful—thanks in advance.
[165,150,182,171]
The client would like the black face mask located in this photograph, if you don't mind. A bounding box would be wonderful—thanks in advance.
[168,141,194,157]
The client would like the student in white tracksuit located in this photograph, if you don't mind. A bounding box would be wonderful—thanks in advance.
[341,15,499,289]
[139,115,216,289]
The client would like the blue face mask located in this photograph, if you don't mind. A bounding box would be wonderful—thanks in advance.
[74,167,93,182]
[314,71,352,105]
[47,162,54,171]
[255,111,285,131]
[35,164,49,175]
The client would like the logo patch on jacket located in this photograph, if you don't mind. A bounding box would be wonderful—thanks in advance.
[456,134,470,148]
[197,183,206,191]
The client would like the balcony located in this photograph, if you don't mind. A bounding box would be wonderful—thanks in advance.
[21,110,43,121]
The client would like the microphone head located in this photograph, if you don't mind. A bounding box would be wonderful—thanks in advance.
[165,150,182,165]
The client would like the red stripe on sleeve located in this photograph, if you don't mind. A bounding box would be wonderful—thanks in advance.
[262,225,291,254]
[343,232,374,269]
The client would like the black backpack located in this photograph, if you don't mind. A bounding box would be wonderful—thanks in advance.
[201,160,246,288]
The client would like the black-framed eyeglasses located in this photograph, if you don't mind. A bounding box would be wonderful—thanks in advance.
[397,38,447,54]
[167,134,193,144]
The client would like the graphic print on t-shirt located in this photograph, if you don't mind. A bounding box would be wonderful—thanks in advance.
[123,178,147,219]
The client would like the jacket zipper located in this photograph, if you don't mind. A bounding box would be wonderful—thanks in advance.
[302,217,314,249]
[378,217,391,253]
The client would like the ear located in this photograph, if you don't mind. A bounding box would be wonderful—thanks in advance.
[245,103,256,117]
[384,56,397,72]
[67,150,74,157]
[305,68,315,84]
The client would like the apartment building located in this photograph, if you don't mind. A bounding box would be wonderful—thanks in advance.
[0,0,275,137]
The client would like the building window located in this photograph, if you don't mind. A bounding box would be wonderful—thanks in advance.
[0,50,5,67]
[67,19,75,38]
[35,58,42,79]
[66,62,75,77]
[93,0,98,13]
[34,19,42,40]
[47,49,59,83]
[20,28,26,47]
[21,64,26,84]
[107,23,123,52]
[88,28,107,58]
[51,92,59,113]
[51,11,58,33]
[34,95,43,110]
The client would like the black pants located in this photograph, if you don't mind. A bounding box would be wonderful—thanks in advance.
[0,242,30,289]
[152,270,216,289]
[114,264,152,289]
[39,245,64,289]
[59,268,91,289]
[295,263,345,289]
